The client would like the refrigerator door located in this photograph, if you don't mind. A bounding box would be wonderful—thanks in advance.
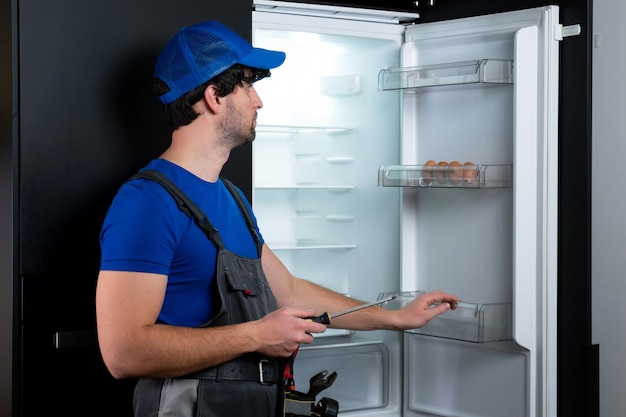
[393,7,560,417]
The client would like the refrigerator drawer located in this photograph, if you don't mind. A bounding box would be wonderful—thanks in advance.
[381,292,512,343]
[295,338,389,412]
[406,336,528,417]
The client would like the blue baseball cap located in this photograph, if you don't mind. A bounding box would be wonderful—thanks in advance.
[155,20,286,104]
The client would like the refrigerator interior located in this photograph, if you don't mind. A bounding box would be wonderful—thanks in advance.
[252,8,411,414]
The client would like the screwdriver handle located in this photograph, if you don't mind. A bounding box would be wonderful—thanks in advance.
[308,312,331,325]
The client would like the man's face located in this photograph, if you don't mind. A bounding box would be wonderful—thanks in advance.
[218,80,263,148]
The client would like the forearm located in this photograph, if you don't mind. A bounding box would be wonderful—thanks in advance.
[98,305,326,380]
[290,279,460,332]
[99,321,258,380]
[289,278,401,331]
[264,245,460,334]
[264,247,402,331]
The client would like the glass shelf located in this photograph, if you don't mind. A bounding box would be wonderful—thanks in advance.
[378,59,514,91]
[256,125,353,134]
[379,292,512,343]
[255,185,355,191]
[269,242,357,251]
[378,164,512,188]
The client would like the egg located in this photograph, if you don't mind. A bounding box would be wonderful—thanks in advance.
[422,160,436,186]
[435,161,448,184]
[463,162,477,184]
[447,161,462,185]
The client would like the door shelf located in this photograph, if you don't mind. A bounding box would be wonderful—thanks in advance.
[378,164,512,188]
[379,292,512,343]
[378,59,514,91]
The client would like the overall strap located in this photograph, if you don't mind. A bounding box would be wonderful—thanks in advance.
[129,170,224,249]
[221,178,263,256]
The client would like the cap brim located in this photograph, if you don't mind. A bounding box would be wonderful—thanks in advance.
[239,47,286,70]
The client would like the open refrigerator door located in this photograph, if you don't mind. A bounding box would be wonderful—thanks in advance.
[379,6,562,417]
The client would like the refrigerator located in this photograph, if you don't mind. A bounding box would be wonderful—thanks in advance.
[250,1,589,416]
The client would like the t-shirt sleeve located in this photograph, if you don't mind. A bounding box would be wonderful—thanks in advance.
[99,180,183,274]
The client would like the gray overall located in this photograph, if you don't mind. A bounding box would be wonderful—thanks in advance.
[129,170,284,417]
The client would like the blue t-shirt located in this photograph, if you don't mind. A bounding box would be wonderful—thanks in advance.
[99,159,264,327]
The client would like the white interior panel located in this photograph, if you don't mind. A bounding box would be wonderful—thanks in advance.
[252,11,404,307]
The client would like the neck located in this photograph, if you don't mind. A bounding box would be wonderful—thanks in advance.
[160,123,230,183]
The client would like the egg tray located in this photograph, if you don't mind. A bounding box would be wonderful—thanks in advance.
[378,164,512,188]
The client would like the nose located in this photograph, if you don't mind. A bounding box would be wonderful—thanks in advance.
[251,86,263,109]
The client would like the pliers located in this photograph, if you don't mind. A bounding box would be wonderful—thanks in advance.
[307,369,338,397]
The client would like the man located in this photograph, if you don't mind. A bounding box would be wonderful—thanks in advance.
[96,20,460,417]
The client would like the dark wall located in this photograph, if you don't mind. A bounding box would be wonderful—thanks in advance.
[10,1,252,416]
[18,1,253,276]
[0,0,13,414]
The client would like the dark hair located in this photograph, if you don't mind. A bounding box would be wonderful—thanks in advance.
[154,64,270,132]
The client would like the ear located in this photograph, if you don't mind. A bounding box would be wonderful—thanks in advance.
[203,85,222,113]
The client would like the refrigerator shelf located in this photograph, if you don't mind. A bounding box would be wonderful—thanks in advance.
[378,59,514,91]
[378,164,512,188]
[255,185,355,191]
[379,292,512,343]
[269,242,356,251]
[256,124,353,135]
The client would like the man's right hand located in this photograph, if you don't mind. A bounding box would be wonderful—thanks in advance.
[250,307,327,358]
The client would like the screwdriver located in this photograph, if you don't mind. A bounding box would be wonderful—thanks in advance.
[308,295,399,324]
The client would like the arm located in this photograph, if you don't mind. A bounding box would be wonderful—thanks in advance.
[261,244,460,331]
[95,270,326,380]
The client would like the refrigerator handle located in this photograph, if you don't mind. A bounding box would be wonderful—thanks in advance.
[512,25,540,353]
[53,330,97,349]
[554,24,581,41]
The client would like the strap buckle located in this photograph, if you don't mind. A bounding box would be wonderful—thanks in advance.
[259,359,270,384]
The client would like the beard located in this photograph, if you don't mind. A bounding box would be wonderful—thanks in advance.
[218,100,256,149]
